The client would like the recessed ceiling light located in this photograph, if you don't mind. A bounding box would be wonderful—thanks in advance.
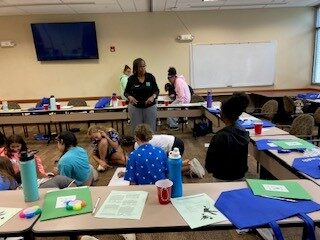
[202,0,219,2]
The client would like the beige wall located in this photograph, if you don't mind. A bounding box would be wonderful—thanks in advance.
[0,7,315,100]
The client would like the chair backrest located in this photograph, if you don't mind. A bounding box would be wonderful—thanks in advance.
[314,107,320,124]
[190,94,205,103]
[289,114,314,136]
[283,96,296,114]
[67,98,87,107]
[261,100,278,120]
[7,102,21,109]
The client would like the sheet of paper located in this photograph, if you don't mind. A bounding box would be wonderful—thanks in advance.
[0,207,22,227]
[246,179,312,200]
[171,194,227,229]
[95,191,148,220]
[108,167,130,186]
[55,195,76,208]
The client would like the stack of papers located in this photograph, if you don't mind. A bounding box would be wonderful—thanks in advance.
[171,194,227,229]
[246,179,312,200]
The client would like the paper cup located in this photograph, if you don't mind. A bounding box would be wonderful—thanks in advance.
[56,102,61,110]
[164,100,169,106]
[43,104,49,110]
[121,100,127,106]
[254,122,263,134]
[155,179,173,205]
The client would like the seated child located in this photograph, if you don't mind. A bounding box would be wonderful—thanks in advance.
[0,156,76,191]
[122,124,205,180]
[6,134,48,178]
[87,125,126,171]
[55,131,93,186]
[205,92,250,181]
[124,124,168,185]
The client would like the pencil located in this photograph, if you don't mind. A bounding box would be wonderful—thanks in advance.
[92,197,101,215]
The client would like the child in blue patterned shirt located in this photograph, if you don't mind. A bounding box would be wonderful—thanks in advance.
[124,124,168,185]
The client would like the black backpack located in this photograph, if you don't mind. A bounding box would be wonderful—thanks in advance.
[192,119,212,138]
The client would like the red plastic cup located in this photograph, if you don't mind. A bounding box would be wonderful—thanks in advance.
[254,122,263,135]
[155,179,173,205]
[56,103,61,110]
[43,104,49,110]
[121,100,127,106]
[164,100,169,106]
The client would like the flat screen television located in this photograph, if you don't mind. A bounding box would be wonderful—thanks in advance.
[31,22,99,61]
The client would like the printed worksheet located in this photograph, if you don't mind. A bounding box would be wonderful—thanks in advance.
[95,191,148,219]
[171,194,227,229]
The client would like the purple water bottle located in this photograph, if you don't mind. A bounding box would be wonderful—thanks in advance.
[207,91,212,108]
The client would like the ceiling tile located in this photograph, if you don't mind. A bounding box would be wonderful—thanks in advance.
[134,0,150,12]
[68,3,121,13]
[118,0,136,12]
[18,5,76,14]
[62,0,116,3]
[2,0,61,5]
[0,6,26,15]
[151,0,166,12]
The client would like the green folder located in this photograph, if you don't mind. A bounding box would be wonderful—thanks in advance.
[271,139,315,150]
[40,186,93,221]
[246,179,312,200]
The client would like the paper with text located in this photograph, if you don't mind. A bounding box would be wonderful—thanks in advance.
[95,191,148,219]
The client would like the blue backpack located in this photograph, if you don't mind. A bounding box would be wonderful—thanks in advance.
[95,97,111,108]
[215,188,320,240]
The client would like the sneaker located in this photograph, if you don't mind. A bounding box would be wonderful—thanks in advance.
[97,165,106,172]
[169,126,179,131]
[90,165,99,181]
[256,228,274,240]
[189,158,205,178]
[121,234,136,240]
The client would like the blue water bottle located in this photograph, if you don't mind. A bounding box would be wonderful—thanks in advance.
[168,148,183,198]
[19,151,39,202]
[207,91,212,108]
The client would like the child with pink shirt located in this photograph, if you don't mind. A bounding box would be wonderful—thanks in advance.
[6,134,48,177]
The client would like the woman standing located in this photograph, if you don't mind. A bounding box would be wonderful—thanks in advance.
[124,58,159,135]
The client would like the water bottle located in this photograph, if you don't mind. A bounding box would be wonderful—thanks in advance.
[207,91,212,108]
[50,95,56,110]
[111,93,118,107]
[19,151,39,202]
[168,147,183,198]
[2,100,8,111]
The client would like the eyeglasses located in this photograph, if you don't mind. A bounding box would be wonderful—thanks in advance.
[139,65,146,68]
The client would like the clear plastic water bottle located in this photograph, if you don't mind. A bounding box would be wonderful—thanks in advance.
[168,147,183,198]
[111,93,118,107]
[19,151,39,202]
[207,91,212,108]
[50,95,56,110]
[2,100,8,111]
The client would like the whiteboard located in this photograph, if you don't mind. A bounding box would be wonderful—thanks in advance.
[190,42,276,89]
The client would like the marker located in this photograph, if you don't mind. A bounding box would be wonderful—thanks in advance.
[92,197,101,215]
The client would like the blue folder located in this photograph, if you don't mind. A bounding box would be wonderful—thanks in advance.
[293,157,320,179]
[237,119,275,129]
[215,188,320,240]
[255,139,282,151]
[297,92,320,100]
[208,108,220,114]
